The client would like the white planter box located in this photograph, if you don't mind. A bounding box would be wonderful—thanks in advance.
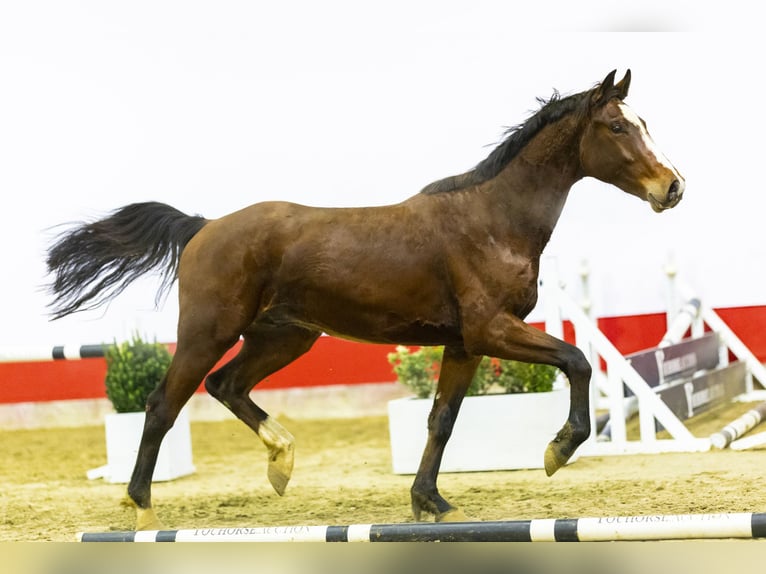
[387,388,576,474]
[100,408,195,483]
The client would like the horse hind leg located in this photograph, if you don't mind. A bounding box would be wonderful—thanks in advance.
[204,324,321,496]
[410,345,482,522]
[127,336,237,531]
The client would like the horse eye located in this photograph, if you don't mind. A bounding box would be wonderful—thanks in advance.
[610,123,624,134]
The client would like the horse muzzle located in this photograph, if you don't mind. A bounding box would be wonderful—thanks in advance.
[648,178,684,213]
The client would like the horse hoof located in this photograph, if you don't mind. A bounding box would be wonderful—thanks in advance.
[544,421,582,476]
[259,417,294,496]
[544,442,570,476]
[267,447,294,496]
[436,508,471,522]
[121,495,165,531]
[135,507,164,531]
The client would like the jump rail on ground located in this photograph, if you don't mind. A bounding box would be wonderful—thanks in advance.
[78,511,766,542]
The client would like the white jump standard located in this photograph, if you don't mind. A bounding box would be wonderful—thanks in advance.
[78,511,766,542]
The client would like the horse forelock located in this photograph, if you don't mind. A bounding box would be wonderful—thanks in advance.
[420,88,591,195]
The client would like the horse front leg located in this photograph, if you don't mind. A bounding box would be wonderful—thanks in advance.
[466,313,593,477]
[542,342,593,476]
[410,345,481,522]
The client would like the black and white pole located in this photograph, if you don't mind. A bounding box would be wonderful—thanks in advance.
[0,344,109,363]
[710,401,766,449]
[78,511,766,542]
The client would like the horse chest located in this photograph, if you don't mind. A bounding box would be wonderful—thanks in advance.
[455,249,540,319]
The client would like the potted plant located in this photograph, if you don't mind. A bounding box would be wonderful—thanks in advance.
[89,333,195,483]
[386,346,574,473]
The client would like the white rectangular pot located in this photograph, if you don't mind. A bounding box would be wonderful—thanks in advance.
[387,388,575,474]
[102,407,195,483]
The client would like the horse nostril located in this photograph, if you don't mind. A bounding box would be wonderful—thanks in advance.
[667,180,680,202]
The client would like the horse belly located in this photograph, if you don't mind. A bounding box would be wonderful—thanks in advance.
[322,319,463,347]
[267,279,462,346]
[322,309,463,347]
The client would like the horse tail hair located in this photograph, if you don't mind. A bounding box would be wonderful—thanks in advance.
[46,201,210,320]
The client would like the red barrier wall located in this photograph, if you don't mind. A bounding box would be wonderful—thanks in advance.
[0,337,400,404]
[2,306,765,405]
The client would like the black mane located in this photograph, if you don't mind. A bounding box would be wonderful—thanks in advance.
[420,89,592,194]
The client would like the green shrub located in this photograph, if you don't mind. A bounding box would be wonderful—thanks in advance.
[490,359,558,394]
[388,345,558,399]
[387,345,443,399]
[104,333,173,413]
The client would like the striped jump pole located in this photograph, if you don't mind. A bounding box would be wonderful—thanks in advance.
[78,511,766,542]
[0,344,109,363]
[709,401,766,449]
[731,430,766,451]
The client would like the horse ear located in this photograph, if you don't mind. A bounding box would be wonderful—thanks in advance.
[615,69,631,100]
[592,69,617,106]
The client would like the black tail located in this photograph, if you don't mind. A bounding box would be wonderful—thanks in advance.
[46,202,209,319]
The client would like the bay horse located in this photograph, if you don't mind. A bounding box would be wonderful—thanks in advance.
[46,70,684,530]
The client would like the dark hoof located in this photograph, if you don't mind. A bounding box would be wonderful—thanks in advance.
[411,491,465,522]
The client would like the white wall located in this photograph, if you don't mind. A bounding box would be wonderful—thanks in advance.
[1,2,762,347]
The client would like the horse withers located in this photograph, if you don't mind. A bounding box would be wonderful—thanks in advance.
[46,70,684,529]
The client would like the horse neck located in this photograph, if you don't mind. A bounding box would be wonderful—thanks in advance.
[483,117,584,253]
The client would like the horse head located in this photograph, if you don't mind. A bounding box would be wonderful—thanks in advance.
[580,69,685,212]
